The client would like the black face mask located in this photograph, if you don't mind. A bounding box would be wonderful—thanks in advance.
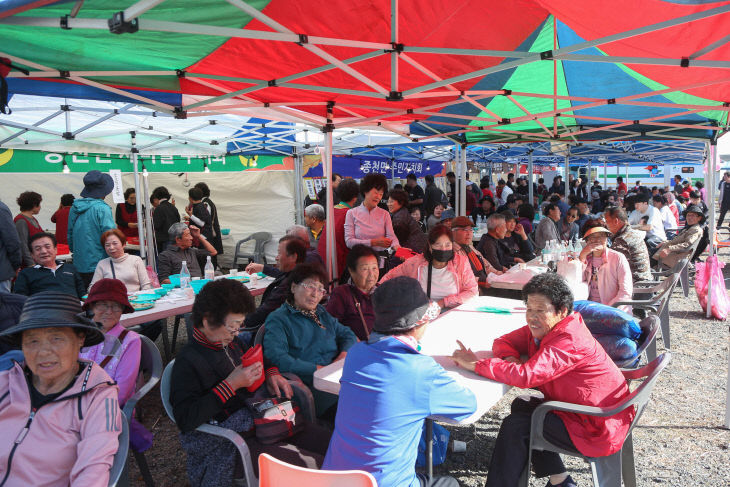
[431,249,454,262]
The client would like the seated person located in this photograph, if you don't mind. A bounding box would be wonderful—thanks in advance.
[688,190,708,217]
[0,292,120,486]
[578,220,633,312]
[323,277,477,487]
[476,214,522,272]
[381,225,478,309]
[263,263,357,417]
[628,193,666,254]
[171,279,331,485]
[90,228,151,292]
[452,273,634,487]
[534,203,561,250]
[516,203,535,234]
[13,232,85,298]
[286,224,324,266]
[501,211,535,262]
[426,203,445,231]
[652,194,677,239]
[654,204,705,268]
[558,207,580,244]
[157,223,217,283]
[388,189,427,253]
[243,236,307,330]
[326,244,379,340]
[471,196,496,225]
[451,216,501,295]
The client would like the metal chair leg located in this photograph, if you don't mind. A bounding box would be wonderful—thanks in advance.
[660,305,671,349]
[133,449,155,487]
[680,265,689,297]
[171,316,182,354]
[160,319,170,362]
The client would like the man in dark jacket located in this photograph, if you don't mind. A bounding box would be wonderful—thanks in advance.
[423,174,447,217]
[13,232,86,298]
[243,236,306,330]
[186,187,213,242]
[194,182,224,261]
[0,198,21,293]
[150,186,181,253]
[476,213,520,272]
[719,172,730,228]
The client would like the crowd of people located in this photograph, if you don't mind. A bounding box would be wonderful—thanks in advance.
[0,167,717,487]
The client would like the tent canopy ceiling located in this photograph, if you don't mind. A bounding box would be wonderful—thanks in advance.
[0,0,727,146]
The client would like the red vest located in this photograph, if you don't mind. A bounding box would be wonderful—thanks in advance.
[13,214,42,238]
[118,203,138,238]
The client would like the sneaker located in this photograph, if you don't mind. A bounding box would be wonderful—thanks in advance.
[545,475,578,487]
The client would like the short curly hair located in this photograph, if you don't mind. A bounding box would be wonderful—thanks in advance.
[192,278,255,329]
[388,188,409,208]
[522,273,573,314]
[360,173,387,195]
[17,191,42,212]
[337,178,360,204]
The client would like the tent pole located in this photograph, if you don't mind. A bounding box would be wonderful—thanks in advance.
[324,104,336,281]
[130,138,147,263]
[626,164,630,187]
[587,158,592,192]
[707,141,717,319]
[528,151,534,206]
[293,147,303,226]
[460,144,467,216]
[603,161,607,188]
[564,155,569,201]
[141,166,155,270]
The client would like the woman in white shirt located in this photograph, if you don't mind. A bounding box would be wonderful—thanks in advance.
[380,225,477,309]
[90,228,151,292]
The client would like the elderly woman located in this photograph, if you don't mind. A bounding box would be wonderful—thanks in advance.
[263,263,357,417]
[654,204,705,268]
[559,206,580,244]
[534,203,561,250]
[344,173,399,271]
[381,225,478,309]
[452,273,634,487]
[326,245,379,340]
[14,190,43,268]
[115,188,139,240]
[90,228,151,292]
[0,292,121,486]
[388,189,427,253]
[502,211,536,262]
[171,278,331,486]
[579,219,633,311]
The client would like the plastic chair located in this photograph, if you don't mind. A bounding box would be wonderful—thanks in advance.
[612,314,660,369]
[233,232,272,267]
[123,335,163,487]
[522,352,672,487]
[108,413,130,487]
[253,324,266,347]
[615,272,680,350]
[648,256,690,297]
[258,453,377,487]
[160,360,260,487]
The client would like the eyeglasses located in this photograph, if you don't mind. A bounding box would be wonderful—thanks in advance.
[297,282,328,295]
[93,302,123,312]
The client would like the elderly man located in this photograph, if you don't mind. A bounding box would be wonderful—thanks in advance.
[534,203,562,250]
[0,198,21,293]
[628,193,666,254]
[286,224,324,266]
[14,232,85,298]
[603,206,652,283]
[304,204,326,248]
[243,235,307,329]
[157,223,217,283]
[477,214,523,272]
[452,216,500,294]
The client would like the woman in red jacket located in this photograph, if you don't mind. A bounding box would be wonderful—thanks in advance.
[452,272,634,487]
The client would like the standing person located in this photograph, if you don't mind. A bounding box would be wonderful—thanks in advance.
[695,181,707,205]
[323,277,477,487]
[344,173,399,271]
[14,191,43,268]
[115,188,139,240]
[150,186,181,253]
[194,182,224,263]
[404,172,424,212]
[304,204,326,248]
[446,171,456,209]
[718,172,730,228]
[549,176,565,196]
[0,198,21,293]
[68,170,116,288]
[616,176,627,195]
[318,178,359,278]
[185,187,212,242]
[315,172,342,208]
[51,193,74,246]
[423,174,446,217]
[13,232,86,299]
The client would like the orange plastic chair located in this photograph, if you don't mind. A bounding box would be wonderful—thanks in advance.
[258,453,378,487]
[713,231,730,250]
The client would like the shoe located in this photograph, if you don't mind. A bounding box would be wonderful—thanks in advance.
[545,475,578,487]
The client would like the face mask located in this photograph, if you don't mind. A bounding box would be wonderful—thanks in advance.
[431,249,454,262]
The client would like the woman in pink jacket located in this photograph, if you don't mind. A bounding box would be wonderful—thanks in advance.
[380,224,477,309]
[452,273,634,487]
[579,220,633,312]
[0,292,121,487]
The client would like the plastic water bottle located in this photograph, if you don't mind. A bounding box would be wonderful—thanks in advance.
[180,260,191,289]
[204,256,215,280]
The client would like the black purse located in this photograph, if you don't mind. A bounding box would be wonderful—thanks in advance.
[245,397,303,444]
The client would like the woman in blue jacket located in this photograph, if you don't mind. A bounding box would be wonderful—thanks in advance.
[263,263,357,418]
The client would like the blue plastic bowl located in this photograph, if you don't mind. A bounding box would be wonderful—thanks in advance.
[189,279,212,294]
[221,228,231,235]
[161,283,176,291]
[154,288,168,296]
[168,274,181,287]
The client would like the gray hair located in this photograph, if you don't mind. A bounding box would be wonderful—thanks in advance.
[286,224,310,243]
[486,213,506,230]
[304,204,325,221]
[168,222,189,241]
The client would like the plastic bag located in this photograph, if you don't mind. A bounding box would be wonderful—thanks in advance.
[695,255,729,320]
[146,265,160,289]
[573,300,641,339]
[416,422,449,467]
[594,334,638,362]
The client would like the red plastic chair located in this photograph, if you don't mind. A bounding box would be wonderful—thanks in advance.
[258,453,378,487]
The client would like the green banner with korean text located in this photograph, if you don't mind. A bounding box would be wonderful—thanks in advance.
[0,149,291,173]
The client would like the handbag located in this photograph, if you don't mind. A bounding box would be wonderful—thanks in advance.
[245,396,303,444]
[348,286,370,340]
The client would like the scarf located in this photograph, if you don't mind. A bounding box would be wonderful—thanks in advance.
[290,301,324,329]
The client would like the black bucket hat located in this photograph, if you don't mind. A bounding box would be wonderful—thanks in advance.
[80,170,114,199]
[684,204,706,222]
[372,276,441,334]
[0,292,104,347]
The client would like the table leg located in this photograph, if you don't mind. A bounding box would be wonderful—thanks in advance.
[426,418,433,482]
[171,316,182,354]
[160,319,170,362]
